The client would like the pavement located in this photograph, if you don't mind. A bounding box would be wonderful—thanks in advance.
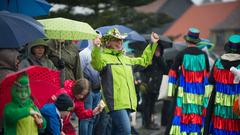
[71,100,167,135]
[134,101,167,135]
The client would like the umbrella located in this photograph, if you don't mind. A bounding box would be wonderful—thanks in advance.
[0,0,52,17]
[0,66,61,118]
[38,17,98,40]
[0,11,45,48]
[97,25,146,42]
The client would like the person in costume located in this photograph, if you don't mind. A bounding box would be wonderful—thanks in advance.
[197,38,215,68]
[3,73,46,135]
[166,27,210,134]
[40,93,74,135]
[91,28,160,134]
[204,34,240,135]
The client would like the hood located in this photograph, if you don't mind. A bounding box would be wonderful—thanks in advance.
[27,39,50,58]
[87,40,94,50]
[221,53,240,61]
[11,73,33,107]
[0,49,19,70]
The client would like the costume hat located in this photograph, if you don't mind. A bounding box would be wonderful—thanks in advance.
[184,27,201,44]
[224,34,240,54]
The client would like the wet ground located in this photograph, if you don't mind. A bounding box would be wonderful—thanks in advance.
[71,100,168,135]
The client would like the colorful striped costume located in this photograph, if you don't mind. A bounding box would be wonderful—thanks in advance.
[208,58,240,134]
[168,47,211,134]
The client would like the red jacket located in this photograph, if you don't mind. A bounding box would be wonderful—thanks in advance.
[51,80,93,135]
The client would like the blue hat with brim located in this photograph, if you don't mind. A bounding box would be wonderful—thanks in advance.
[184,27,201,44]
[224,34,240,54]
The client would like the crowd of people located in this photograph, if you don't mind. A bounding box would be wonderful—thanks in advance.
[0,26,240,135]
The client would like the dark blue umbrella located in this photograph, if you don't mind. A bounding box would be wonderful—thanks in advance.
[0,11,45,48]
[0,0,52,17]
[97,25,146,42]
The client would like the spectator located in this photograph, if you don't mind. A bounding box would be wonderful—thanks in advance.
[80,33,111,135]
[50,79,103,135]
[0,48,20,134]
[141,40,168,130]
[4,73,46,135]
[47,40,82,80]
[40,93,74,135]
[91,28,160,134]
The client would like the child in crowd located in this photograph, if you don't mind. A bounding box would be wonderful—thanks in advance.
[51,78,104,135]
[40,93,74,135]
[3,73,46,135]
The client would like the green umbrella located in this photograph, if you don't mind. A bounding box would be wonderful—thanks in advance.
[38,17,97,40]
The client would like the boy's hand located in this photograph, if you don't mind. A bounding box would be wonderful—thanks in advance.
[93,106,101,115]
[33,114,43,125]
[30,109,41,117]
[51,95,57,101]
[151,32,160,43]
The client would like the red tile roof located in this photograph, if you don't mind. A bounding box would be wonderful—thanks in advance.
[134,0,166,13]
[163,1,240,42]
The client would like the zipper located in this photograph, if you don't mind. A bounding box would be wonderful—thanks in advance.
[117,56,133,110]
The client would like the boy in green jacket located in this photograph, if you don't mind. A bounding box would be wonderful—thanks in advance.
[91,28,160,134]
[3,73,46,135]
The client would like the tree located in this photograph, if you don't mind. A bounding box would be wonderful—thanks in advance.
[44,0,172,33]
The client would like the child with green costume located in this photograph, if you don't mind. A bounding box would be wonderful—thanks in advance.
[3,73,46,135]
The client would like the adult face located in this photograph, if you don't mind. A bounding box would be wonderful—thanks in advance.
[106,38,123,51]
[32,45,45,58]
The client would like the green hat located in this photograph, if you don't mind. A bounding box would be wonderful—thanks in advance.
[14,73,30,88]
[224,34,240,54]
[184,27,201,44]
[29,38,48,47]
[197,38,215,51]
[101,28,127,42]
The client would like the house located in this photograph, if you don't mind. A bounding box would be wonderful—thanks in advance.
[134,0,193,34]
[163,1,240,54]
[210,4,240,53]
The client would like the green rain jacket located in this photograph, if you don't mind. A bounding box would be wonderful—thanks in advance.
[91,43,157,112]
[3,77,46,135]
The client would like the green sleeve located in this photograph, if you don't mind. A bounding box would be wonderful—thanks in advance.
[33,106,46,130]
[4,104,30,123]
[91,46,105,71]
[129,43,158,67]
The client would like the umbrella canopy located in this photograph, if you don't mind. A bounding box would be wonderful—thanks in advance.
[38,17,98,40]
[97,25,146,42]
[0,11,45,48]
[0,0,52,17]
[0,66,61,118]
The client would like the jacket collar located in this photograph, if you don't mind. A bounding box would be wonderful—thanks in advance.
[103,48,125,56]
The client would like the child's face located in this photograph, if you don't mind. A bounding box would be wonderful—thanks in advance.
[16,87,29,103]
[75,89,89,100]
[60,111,70,118]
